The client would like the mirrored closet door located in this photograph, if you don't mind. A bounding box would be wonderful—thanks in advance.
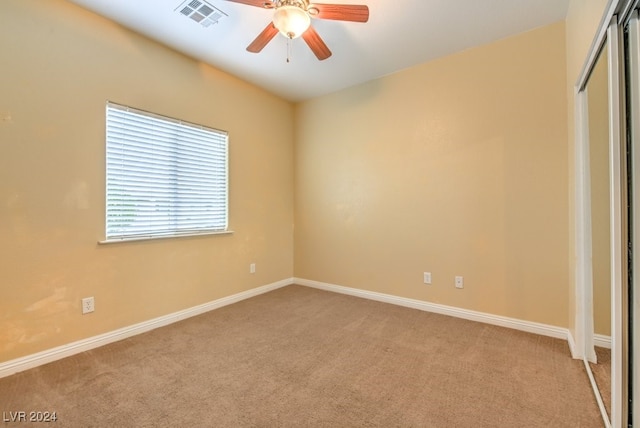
[577,2,637,426]
[626,8,640,425]
[585,41,612,421]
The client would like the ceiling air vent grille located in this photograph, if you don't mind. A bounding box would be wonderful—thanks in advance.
[176,0,227,28]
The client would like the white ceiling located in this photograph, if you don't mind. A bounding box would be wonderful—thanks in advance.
[67,0,570,102]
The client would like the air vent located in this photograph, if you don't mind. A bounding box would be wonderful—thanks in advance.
[175,0,227,28]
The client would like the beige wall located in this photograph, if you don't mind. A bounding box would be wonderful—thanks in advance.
[0,0,294,363]
[565,0,610,337]
[586,46,612,337]
[295,22,569,327]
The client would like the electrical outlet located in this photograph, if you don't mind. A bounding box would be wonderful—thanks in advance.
[250,263,256,274]
[82,297,95,314]
[455,276,464,289]
[423,272,432,284]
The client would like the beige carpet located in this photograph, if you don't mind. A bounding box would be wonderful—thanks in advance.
[0,285,601,427]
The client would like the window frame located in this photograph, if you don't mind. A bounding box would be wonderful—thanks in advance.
[100,101,231,244]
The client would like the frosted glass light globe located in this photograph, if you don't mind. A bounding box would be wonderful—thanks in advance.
[272,6,311,39]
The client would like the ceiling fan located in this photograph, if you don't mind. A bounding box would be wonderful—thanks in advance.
[222,0,369,60]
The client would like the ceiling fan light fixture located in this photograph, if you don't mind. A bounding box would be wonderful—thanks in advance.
[272,5,310,39]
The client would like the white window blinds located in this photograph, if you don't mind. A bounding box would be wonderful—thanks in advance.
[105,102,228,240]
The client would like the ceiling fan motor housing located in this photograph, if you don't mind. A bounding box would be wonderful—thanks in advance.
[273,0,310,10]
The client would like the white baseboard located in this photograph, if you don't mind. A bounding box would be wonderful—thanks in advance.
[0,278,293,379]
[295,278,572,344]
[2,277,579,379]
[594,333,612,349]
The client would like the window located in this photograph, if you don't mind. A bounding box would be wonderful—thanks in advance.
[105,102,228,241]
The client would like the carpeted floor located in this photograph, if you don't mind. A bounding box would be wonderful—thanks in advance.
[0,285,602,427]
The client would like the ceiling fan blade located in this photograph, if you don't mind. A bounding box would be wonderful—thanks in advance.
[222,0,272,8]
[247,23,279,53]
[302,26,332,60]
[311,4,369,22]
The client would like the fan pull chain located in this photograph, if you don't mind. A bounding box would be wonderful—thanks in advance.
[286,38,292,63]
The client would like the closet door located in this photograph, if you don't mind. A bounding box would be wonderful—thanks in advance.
[604,17,628,428]
[626,9,640,425]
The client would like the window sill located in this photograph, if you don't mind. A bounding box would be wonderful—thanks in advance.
[98,230,234,245]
